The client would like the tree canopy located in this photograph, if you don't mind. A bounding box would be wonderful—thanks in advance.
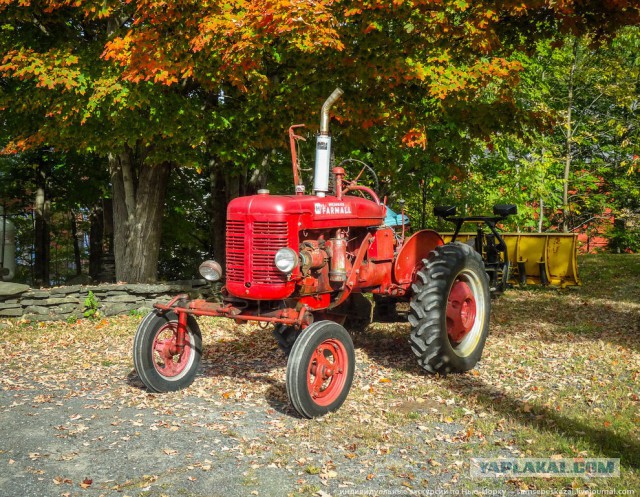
[1,0,639,283]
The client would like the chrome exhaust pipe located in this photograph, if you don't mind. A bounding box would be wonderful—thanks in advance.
[319,88,344,135]
[314,88,343,197]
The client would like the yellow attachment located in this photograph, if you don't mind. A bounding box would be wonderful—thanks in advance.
[441,233,581,288]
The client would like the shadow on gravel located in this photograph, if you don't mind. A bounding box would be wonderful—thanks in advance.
[126,369,146,390]
[265,382,302,418]
[443,375,640,471]
[351,321,640,471]
[125,338,302,417]
[351,323,422,375]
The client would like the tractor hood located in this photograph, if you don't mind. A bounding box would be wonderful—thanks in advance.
[228,192,386,229]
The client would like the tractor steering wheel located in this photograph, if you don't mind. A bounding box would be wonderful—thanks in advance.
[337,158,379,191]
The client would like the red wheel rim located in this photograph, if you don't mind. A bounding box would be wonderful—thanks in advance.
[446,279,477,344]
[306,339,349,407]
[152,322,193,378]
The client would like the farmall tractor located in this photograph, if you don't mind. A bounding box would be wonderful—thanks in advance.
[133,89,532,418]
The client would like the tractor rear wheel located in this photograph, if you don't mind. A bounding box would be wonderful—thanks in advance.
[408,243,490,374]
[286,321,355,418]
[133,310,202,392]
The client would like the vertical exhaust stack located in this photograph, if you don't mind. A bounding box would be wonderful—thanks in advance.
[313,88,344,197]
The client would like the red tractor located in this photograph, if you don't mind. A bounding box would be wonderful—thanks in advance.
[133,89,511,418]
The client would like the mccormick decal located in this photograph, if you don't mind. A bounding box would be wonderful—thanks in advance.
[315,202,353,216]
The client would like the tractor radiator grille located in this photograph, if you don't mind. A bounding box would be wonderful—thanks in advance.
[252,221,289,284]
[225,220,289,285]
[225,220,245,283]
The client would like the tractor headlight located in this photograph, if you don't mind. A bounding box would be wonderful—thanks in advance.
[199,260,223,282]
[274,248,298,274]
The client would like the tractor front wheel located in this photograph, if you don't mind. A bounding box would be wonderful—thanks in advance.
[409,243,490,374]
[133,310,202,392]
[286,321,355,418]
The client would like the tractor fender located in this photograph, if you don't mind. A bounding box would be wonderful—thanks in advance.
[393,229,444,285]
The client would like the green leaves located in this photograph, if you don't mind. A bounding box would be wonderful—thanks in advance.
[0,0,638,268]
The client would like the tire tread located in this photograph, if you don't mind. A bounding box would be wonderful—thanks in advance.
[408,242,490,374]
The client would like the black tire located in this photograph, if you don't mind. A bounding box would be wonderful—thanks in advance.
[492,260,511,297]
[408,243,490,374]
[342,293,373,332]
[272,324,300,355]
[373,294,400,322]
[286,321,355,418]
[133,310,202,392]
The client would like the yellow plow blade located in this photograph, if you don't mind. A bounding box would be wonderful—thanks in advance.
[441,233,581,288]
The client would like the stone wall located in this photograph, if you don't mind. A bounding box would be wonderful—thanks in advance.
[0,281,207,321]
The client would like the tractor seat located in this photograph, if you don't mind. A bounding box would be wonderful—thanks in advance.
[493,204,517,218]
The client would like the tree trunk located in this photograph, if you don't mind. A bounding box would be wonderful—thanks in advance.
[109,148,171,283]
[207,162,244,269]
[562,38,578,233]
[420,179,427,230]
[70,210,82,276]
[538,198,544,233]
[89,203,104,281]
[247,150,274,193]
[34,157,50,287]
[102,197,114,254]
[208,165,227,268]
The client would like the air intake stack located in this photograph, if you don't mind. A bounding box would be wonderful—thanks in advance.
[313,88,343,197]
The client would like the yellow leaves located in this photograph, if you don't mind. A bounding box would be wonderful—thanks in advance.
[363,22,379,34]
[52,476,92,489]
[402,128,427,150]
[465,426,475,440]
[166,0,345,88]
[320,469,337,479]
[344,7,363,17]
[0,47,85,95]
[453,0,470,12]
[154,70,179,85]
[1,134,45,155]
[181,66,194,79]
[424,55,523,100]
[102,33,134,63]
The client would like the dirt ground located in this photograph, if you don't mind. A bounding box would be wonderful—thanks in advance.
[1,255,639,497]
